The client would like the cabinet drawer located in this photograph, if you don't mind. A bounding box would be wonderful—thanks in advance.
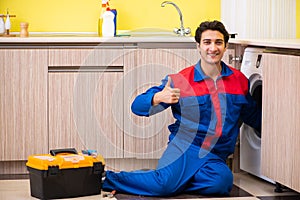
[49,48,124,67]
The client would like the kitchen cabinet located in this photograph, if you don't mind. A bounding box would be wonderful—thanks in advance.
[123,48,199,159]
[48,47,124,158]
[0,48,48,160]
[261,52,300,192]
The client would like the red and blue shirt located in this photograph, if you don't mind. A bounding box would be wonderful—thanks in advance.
[131,61,261,160]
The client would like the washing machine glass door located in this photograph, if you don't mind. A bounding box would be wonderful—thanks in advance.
[249,74,262,138]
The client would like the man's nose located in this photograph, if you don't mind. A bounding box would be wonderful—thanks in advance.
[209,43,218,51]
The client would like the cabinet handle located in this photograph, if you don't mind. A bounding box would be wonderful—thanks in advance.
[48,66,123,72]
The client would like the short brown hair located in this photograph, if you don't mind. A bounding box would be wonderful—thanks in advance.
[194,20,229,45]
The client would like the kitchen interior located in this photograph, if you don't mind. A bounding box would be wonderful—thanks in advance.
[0,0,300,199]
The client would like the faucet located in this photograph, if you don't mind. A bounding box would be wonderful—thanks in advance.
[161,1,191,36]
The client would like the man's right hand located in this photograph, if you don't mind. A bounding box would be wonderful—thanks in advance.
[152,76,180,106]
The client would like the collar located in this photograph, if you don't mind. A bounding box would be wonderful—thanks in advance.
[194,60,233,82]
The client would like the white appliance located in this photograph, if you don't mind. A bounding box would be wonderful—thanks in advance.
[239,47,274,183]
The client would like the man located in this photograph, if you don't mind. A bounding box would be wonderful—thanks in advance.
[102,20,261,197]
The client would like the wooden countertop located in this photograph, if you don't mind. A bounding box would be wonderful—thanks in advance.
[0,34,196,44]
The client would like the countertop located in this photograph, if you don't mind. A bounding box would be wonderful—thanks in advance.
[0,33,299,49]
[229,38,300,50]
[0,34,196,45]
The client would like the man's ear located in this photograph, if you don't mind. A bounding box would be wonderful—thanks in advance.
[225,42,229,49]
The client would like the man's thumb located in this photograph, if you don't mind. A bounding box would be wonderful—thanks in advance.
[165,76,172,87]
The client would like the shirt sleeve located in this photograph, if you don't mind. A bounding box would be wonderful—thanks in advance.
[240,92,262,133]
[131,76,171,117]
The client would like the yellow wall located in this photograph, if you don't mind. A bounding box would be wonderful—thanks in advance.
[1,0,299,38]
[0,0,220,35]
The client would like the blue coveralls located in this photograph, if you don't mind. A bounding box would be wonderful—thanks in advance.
[102,61,261,197]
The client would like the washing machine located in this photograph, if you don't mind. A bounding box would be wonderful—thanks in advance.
[239,47,274,183]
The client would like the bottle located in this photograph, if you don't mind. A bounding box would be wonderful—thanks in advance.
[98,0,110,36]
[101,10,115,37]
[98,17,103,36]
[0,17,5,34]
[111,9,117,36]
[5,13,11,35]
[98,0,107,36]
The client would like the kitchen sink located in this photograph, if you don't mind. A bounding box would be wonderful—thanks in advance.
[27,29,189,38]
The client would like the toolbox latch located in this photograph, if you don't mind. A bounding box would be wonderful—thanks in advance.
[93,162,104,175]
[48,166,60,176]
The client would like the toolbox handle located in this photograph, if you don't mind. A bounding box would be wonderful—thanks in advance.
[50,148,78,156]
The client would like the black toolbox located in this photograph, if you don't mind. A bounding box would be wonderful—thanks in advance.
[26,148,105,199]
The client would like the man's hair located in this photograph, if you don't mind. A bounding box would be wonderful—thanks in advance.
[194,20,229,44]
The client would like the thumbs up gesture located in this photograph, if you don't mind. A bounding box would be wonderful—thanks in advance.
[152,76,180,106]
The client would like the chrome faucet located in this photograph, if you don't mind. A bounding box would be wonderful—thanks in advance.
[161,1,191,36]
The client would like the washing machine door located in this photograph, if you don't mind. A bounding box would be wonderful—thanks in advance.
[240,73,262,152]
[240,73,263,172]
[248,73,262,138]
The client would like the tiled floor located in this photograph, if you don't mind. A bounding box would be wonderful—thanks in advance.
[0,172,299,200]
[233,172,300,200]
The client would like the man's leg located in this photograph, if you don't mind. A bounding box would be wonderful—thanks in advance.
[184,158,233,196]
[102,141,207,196]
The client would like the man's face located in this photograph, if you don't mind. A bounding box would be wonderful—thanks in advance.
[197,30,227,65]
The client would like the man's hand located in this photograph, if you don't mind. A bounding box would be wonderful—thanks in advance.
[152,76,180,106]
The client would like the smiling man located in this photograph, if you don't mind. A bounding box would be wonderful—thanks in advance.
[102,20,261,197]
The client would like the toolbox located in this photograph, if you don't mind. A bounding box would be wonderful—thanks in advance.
[26,148,105,199]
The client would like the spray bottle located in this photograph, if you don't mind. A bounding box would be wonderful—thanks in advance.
[98,0,117,37]
[98,0,109,36]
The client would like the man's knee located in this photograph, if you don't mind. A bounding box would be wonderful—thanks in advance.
[194,162,233,195]
[151,177,180,196]
[206,172,233,195]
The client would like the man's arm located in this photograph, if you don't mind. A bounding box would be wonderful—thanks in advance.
[131,76,180,116]
[240,92,262,133]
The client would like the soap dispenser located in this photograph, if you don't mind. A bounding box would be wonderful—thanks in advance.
[102,10,115,37]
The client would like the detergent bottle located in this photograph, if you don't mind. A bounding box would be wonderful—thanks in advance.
[101,10,115,37]
[98,0,109,36]
[98,0,117,37]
